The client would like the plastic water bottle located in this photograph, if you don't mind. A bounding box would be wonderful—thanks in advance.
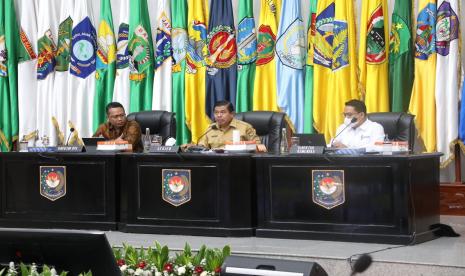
[143,128,151,152]
[280,128,289,154]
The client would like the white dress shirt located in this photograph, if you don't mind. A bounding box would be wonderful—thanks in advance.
[332,119,385,149]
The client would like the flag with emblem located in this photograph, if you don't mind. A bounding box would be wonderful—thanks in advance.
[16,0,38,141]
[236,0,257,113]
[276,0,306,133]
[205,0,237,119]
[185,0,210,142]
[409,0,437,153]
[54,0,74,144]
[326,0,359,140]
[36,0,58,145]
[359,0,389,112]
[0,0,20,151]
[303,0,318,133]
[112,0,131,112]
[67,0,97,139]
[312,0,334,139]
[152,0,173,111]
[435,0,459,166]
[314,0,359,141]
[129,0,154,112]
[171,0,191,144]
[389,0,414,112]
[93,0,116,131]
[253,0,280,112]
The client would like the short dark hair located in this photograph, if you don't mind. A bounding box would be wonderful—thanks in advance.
[106,102,125,114]
[345,99,366,114]
[214,100,234,113]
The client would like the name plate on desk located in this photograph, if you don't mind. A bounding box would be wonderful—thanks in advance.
[57,146,84,153]
[149,145,180,153]
[27,147,58,152]
[290,146,324,154]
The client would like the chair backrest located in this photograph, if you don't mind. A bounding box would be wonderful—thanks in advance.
[367,112,415,150]
[127,111,176,142]
[234,111,286,153]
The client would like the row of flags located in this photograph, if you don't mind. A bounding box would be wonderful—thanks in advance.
[0,0,463,168]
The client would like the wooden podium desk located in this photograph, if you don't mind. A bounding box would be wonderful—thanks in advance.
[0,152,117,230]
[118,152,254,236]
[253,153,441,244]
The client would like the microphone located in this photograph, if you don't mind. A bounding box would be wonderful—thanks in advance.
[350,254,372,275]
[330,117,357,147]
[195,126,213,146]
[65,128,75,146]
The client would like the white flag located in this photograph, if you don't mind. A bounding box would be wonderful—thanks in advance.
[435,0,459,166]
[36,0,59,145]
[152,0,172,111]
[67,0,97,139]
[54,0,75,143]
[16,0,38,141]
[112,0,131,112]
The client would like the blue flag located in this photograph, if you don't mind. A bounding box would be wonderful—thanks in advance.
[205,0,237,119]
[459,78,465,143]
[276,0,306,133]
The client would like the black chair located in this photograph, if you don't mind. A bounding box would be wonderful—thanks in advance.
[127,111,176,142]
[367,112,415,150]
[235,111,287,153]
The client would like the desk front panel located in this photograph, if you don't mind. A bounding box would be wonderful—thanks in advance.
[0,153,116,230]
[119,153,253,236]
[254,154,440,244]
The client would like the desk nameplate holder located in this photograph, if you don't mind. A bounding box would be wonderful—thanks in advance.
[27,146,84,153]
[289,146,324,155]
[149,145,180,153]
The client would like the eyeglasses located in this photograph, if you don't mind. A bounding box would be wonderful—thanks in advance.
[342,112,359,118]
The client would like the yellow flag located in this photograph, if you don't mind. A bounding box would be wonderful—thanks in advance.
[312,0,334,137]
[408,0,437,152]
[313,0,359,141]
[253,0,280,111]
[359,0,389,112]
[185,0,211,142]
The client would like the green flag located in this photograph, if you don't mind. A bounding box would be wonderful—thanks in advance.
[0,0,19,152]
[389,0,414,112]
[93,0,117,130]
[129,0,154,112]
[303,0,318,134]
[235,0,257,113]
[171,0,191,144]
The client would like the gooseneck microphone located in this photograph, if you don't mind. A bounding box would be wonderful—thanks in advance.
[195,126,213,146]
[65,128,75,146]
[350,254,372,275]
[330,117,357,147]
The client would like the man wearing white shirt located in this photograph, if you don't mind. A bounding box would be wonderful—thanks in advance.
[331,99,385,149]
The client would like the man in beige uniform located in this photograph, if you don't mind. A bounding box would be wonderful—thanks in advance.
[197,101,267,152]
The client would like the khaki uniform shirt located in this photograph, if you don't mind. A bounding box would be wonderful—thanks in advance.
[198,119,261,149]
[93,120,143,152]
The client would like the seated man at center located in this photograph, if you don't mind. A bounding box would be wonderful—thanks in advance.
[197,100,267,152]
[331,99,385,148]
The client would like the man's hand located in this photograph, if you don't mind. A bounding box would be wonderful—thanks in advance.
[256,144,267,152]
[332,141,347,148]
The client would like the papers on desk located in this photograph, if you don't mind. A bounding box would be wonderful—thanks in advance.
[224,141,257,152]
[97,141,132,151]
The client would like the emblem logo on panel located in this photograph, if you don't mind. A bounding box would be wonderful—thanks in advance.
[312,170,344,209]
[162,169,191,207]
[40,166,66,201]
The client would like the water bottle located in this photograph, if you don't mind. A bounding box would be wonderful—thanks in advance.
[280,128,289,154]
[143,128,151,152]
